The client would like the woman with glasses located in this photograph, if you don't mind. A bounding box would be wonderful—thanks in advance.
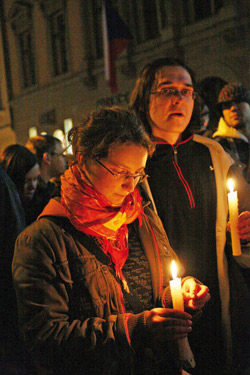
[13,107,210,375]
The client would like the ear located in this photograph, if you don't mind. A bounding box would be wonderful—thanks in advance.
[77,153,86,171]
[43,152,52,165]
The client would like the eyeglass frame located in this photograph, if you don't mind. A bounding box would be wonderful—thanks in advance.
[150,87,197,100]
[96,159,148,183]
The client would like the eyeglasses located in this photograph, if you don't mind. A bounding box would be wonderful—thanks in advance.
[151,87,197,100]
[96,160,148,184]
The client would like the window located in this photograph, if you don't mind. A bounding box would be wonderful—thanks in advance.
[19,30,36,87]
[183,0,223,24]
[124,0,159,44]
[49,10,68,76]
[39,0,68,76]
[7,2,36,88]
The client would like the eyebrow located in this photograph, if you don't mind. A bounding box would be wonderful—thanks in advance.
[156,80,194,88]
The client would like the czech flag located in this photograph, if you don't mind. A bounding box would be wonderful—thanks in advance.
[102,0,132,93]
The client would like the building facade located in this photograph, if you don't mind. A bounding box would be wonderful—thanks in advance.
[0,0,249,146]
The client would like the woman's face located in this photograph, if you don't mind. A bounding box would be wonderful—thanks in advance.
[81,144,148,206]
[23,163,40,201]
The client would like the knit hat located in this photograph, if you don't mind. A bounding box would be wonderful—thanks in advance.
[217,82,250,112]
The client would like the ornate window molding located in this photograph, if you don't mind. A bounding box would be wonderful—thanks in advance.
[7,1,32,35]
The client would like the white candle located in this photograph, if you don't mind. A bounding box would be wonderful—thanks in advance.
[170,260,184,311]
[169,261,196,369]
[227,179,241,256]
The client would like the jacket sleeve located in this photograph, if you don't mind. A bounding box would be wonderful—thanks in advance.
[12,222,150,372]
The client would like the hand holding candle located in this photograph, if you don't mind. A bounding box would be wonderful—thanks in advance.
[227,179,241,256]
[170,261,196,369]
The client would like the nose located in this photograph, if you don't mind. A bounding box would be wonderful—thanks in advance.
[122,176,136,193]
[171,91,184,103]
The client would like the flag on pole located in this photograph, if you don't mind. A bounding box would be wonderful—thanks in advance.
[102,0,132,93]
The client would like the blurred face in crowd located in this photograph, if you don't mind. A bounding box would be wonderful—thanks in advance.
[200,104,210,130]
[222,101,250,131]
[80,143,148,206]
[147,65,195,145]
[50,143,67,177]
[23,163,39,201]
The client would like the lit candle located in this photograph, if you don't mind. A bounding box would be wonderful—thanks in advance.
[170,260,184,311]
[169,261,196,369]
[227,179,241,256]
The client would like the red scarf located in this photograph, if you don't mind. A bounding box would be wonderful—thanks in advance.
[61,165,143,283]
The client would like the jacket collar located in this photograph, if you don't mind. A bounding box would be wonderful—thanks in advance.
[153,130,194,147]
[213,117,249,143]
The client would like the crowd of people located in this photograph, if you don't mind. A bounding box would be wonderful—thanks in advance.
[0,57,250,375]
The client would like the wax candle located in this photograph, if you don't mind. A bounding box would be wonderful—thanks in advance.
[227,179,241,256]
[170,260,184,311]
[169,260,196,369]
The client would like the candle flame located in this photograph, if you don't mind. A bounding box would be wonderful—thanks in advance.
[171,260,177,279]
[227,178,234,193]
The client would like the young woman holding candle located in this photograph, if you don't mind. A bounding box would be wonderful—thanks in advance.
[12,107,210,375]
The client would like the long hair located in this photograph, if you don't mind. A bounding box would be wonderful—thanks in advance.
[0,144,38,198]
[129,57,201,135]
[68,106,155,163]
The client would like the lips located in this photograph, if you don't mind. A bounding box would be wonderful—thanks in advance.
[169,112,184,117]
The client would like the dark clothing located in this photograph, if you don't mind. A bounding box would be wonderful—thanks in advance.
[0,166,26,373]
[25,176,55,224]
[145,135,250,375]
[213,136,250,167]
[13,200,187,375]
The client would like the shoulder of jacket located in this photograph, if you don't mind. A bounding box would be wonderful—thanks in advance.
[193,134,230,153]
[193,134,234,167]
[16,217,65,243]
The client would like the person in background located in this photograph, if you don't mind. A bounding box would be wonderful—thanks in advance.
[25,134,67,223]
[13,107,210,375]
[0,151,31,374]
[195,97,211,137]
[0,144,40,224]
[212,82,250,175]
[129,57,250,375]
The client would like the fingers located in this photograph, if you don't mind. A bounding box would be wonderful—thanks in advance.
[228,211,250,241]
[182,280,211,310]
[185,292,211,310]
[150,307,192,320]
[238,211,250,241]
[146,308,193,341]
